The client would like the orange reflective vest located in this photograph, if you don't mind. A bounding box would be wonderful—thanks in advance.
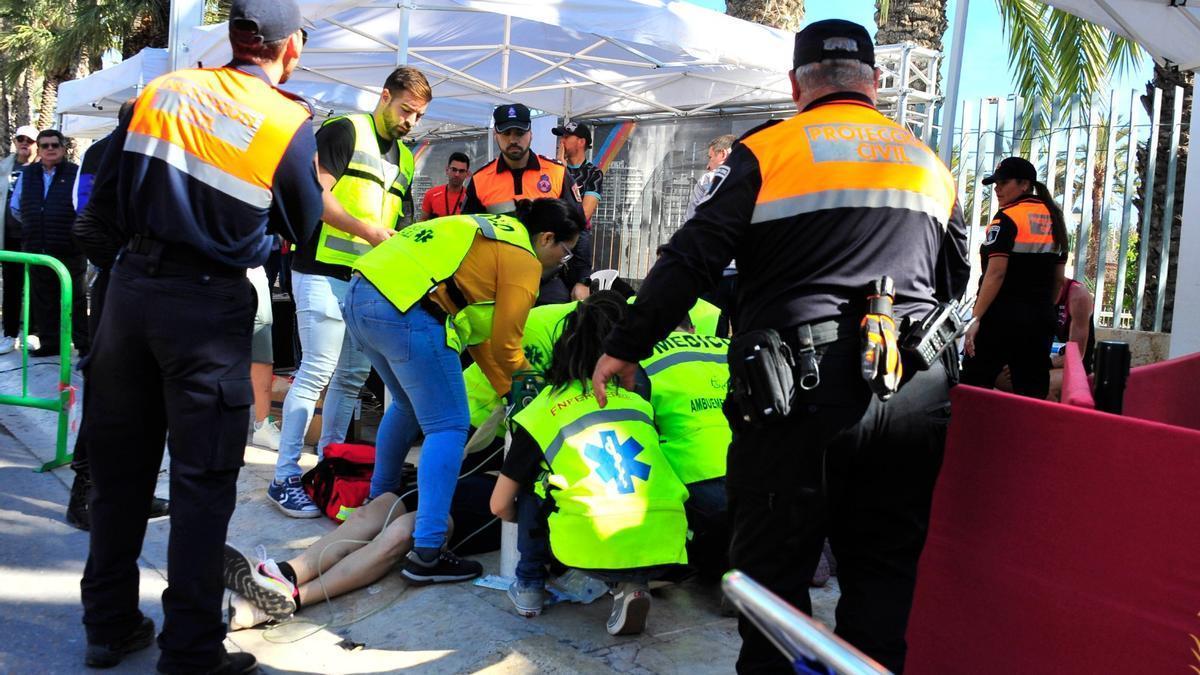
[739,100,957,228]
[993,200,1057,255]
[469,155,569,214]
[125,67,311,212]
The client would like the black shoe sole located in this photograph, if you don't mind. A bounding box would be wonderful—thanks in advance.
[85,617,155,668]
[400,566,483,586]
[221,544,295,619]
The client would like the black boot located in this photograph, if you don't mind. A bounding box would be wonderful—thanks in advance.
[66,472,91,531]
[149,497,170,519]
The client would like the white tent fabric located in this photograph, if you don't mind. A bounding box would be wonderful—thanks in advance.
[183,0,795,131]
[57,48,169,138]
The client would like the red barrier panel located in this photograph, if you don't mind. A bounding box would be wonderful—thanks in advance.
[906,384,1200,674]
[1060,342,1095,410]
[1124,352,1200,431]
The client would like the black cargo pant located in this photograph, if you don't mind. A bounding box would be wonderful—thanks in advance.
[1,234,24,337]
[726,340,951,674]
[960,301,1055,399]
[70,267,111,475]
[79,251,255,672]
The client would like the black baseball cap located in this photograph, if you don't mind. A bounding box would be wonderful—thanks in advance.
[982,156,1038,185]
[229,0,304,45]
[552,121,592,148]
[493,103,532,132]
[793,19,875,69]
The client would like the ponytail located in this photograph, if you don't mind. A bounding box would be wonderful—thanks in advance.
[545,291,628,392]
[1033,180,1069,255]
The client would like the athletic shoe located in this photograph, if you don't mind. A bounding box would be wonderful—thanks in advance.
[149,497,170,519]
[85,616,156,668]
[606,582,651,636]
[250,418,281,451]
[267,475,320,518]
[227,592,274,631]
[400,548,483,585]
[0,337,15,355]
[20,335,40,352]
[222,543,296,619]
[507,579,546,617]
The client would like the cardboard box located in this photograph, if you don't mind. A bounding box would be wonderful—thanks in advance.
[270,375,324,449]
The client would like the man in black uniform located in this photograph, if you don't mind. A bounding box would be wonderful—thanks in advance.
[75,0,323,671]
[592,20,968,673]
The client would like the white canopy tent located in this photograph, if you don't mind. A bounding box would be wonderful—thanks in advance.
[182,0,795,134]
[56,48,169,139]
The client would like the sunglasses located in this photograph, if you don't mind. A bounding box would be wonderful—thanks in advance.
[14,136,33,144]
[38,142,61,150]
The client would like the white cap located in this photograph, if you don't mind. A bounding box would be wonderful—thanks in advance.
[13,125,38,142]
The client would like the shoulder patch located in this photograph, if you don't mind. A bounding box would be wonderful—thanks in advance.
[738,118,784,143]
[985,224,1001,245]
[694,165,731,209]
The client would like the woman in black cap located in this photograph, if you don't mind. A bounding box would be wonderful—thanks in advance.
[961,156,1070,398]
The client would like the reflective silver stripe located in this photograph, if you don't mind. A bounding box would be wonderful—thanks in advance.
[486,201,517,214]
[394,168,411,192]
[471,215,497,239]
[1011,241,1059,254]
[643,351,727,376]
[323,235,370,256]
[150,88,259,151]
[348,150,384,176]
[543,408,654,466]
[123,132,271,209]
[751,188,951,227]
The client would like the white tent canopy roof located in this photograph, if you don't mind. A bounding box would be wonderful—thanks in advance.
[56,48,169,138]
[183,0,795,130]
[1040,0,1200,70]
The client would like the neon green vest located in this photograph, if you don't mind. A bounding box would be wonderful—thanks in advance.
[465,301,579,435]
[352,213,536,351]
[640,332,731,485]
[688,298,722,337]
[315,114,415,266]
[512,381,690,570]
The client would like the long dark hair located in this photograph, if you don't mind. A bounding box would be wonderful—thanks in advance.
[1031,180,1069,254]
[545,291,627,393]
[513,197,584,243]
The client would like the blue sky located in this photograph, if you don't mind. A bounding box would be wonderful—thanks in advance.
[686,0,1153,106]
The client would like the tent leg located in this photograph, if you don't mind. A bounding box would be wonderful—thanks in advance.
[396,2,412,66]
[1168,80,1200,357]
[939,0,970,166]
[168,0,205,70]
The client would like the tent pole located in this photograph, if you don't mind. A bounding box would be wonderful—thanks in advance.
[396,1,412,66]
[1168,76,1200,357]
[939,0,970,167]
[168,0,205,71]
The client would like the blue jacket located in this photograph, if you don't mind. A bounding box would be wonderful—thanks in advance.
[15,161,80,256]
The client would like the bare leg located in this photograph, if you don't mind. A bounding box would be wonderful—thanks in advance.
[1046,368,1065,402]
[251,362,274,424]
[296,510,417,606]
[287,494,404,584]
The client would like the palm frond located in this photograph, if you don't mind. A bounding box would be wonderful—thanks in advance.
[996,0,1055,129]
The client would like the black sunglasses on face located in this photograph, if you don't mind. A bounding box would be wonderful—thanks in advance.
[39,142,61,149]
[15,136,33,144]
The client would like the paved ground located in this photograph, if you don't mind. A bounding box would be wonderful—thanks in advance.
[0,351,840,674]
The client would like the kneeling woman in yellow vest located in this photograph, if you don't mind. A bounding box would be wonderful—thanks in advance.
[343,199,582,585]
[490,292,690,635]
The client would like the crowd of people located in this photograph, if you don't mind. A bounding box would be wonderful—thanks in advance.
[0,0,1094,672]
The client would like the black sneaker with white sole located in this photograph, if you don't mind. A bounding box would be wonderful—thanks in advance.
[401,548,483,585]
[221,544,296,619]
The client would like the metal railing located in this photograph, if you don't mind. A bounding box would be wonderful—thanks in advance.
[0,251,74,472]
[722,570,892,675]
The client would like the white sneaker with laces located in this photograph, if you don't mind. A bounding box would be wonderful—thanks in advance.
[227,591,274,631]
[0,338,14,355]
[251,418,281,450]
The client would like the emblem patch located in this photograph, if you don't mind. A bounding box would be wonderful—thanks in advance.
[985,224,1000,245]
[584,430,650,495]
[537,174,552,193]
[693,165,731,211]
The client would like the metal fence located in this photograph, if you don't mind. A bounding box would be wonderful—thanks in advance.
[951,88,1187,332]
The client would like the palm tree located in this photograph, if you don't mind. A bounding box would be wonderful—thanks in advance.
[876,0,947,50]
[724,0,805,32]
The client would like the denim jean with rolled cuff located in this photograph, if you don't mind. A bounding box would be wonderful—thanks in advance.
[343,275,469,551]
[274,270,371,483]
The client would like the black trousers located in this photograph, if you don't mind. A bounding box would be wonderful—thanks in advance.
[726,343,951,674]
[1,236,24,337]
[25,248,89,352]
[80,253,255,671]
[960,301,1055,398]
[70,267,111,474]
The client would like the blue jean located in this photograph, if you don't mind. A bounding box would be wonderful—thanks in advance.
[343,275,469,551]
[274,271,371,482]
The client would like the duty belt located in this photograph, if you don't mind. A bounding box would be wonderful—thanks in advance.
[121,234,244,279]
[780,320,857,391]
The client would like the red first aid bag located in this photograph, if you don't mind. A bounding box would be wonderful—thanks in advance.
[301,443,375,522]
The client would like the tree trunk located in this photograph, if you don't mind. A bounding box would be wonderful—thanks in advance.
[874,0,949,50]
[1134,65,1192,332]
[13,71,33,129]
[724,0,806,32]
[0,76,10,156]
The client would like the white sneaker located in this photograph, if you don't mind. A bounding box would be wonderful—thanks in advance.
[227,591,274,631]
[250,418,281,450]
[222,543,298,619]
[0,338,15,355]
[20,335,39,352]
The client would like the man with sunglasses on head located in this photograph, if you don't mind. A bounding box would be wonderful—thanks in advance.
[8,128,89,357]
[0,125,37,354]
